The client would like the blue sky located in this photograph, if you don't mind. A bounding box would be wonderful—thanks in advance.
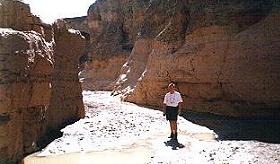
[23,0,94,23]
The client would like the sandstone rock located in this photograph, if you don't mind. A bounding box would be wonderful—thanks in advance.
[0,28,53,164]
[0,1,86,163]
[79,0,150,90]
[109,0,280,117]
[0,0,45,35]
[46,20,86,129]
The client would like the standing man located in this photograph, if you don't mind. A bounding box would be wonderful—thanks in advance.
[163,83,183,141]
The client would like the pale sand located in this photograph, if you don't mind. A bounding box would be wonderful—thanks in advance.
[22,91,280,164]
[24,147,151,164]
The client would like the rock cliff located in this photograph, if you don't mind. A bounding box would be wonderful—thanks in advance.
[0,1,85,163]
[116,0,280,117]
[79,0,150,90]
[81,0,280,117]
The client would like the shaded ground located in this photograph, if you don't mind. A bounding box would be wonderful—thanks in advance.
[24,91,280,164]
[183,112,280,143]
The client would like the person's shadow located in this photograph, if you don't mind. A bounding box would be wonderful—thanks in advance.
[164,139,185,150]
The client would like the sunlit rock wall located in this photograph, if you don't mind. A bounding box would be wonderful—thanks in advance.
[115,0,280,118]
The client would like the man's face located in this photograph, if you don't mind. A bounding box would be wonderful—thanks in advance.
[168,85,175,93]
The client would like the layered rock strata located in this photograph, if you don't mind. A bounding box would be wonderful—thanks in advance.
[80,0,150,90]
[116,0,280,118]
[81,0,280,117]
[0,1,85,163]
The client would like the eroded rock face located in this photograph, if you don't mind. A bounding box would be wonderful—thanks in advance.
[0,28,53,164]
[0,1,85,163]
[0,0,52,39]
[46,20,86,129]
[108,0,280,117]
[80,0,150,90]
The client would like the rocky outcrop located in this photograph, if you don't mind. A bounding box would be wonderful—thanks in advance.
[0,0,52,40]
[114,0,280,118]
[0,28,53,164]
[80,0,280,117]
[0,1,85,163]
[79,0,150,90]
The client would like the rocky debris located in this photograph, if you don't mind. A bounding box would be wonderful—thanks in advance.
[24,92,280,164]
[0,1,85,163]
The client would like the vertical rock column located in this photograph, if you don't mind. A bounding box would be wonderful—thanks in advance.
[46,21,86,130]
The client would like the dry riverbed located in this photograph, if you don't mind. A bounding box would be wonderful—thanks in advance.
[24,91,280,164]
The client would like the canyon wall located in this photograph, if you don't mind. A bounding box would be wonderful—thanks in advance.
[117,0,280,117]
[0,1,85,163]
[79,0,150,90]
[82,0,280,117]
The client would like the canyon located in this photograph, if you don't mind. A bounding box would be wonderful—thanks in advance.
[0,1,85,163]
[75,0,280,117]
[1,0,280,163]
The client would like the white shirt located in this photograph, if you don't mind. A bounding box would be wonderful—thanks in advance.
[163,91,183,107]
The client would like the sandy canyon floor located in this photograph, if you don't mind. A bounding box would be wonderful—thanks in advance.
[24,91,280,164]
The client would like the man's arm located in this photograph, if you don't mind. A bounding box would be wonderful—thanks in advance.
[177,92,183,115]
[163,94,167,115]
[178,102,183,115]
[163,103,166,116]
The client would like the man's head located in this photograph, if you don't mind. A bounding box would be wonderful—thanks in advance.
[168,83,176,93]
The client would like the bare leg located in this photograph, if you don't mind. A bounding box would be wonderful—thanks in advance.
[170,121,178,140]
[170,121,177,134]
[174,121,177,133]
[169,121,173,133]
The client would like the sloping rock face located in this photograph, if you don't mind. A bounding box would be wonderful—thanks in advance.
[80,0,150,90]
[0,1,85,163]
[109,0,280,117]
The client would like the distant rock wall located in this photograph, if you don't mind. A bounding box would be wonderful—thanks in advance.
[64,16,89,34]
[79,0,150,90]
[0,1,85,163]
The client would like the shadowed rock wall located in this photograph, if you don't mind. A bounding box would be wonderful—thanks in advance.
[79,0,150,90]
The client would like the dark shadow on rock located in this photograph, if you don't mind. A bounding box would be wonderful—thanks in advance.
[164,139,185,150]
[182,111,280,144]
[36,118,79,151]
[36,128,63,151]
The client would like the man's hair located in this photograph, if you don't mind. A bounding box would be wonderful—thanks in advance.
[168,83,175,88]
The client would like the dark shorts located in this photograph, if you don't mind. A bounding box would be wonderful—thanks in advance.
[166,106,179,121]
